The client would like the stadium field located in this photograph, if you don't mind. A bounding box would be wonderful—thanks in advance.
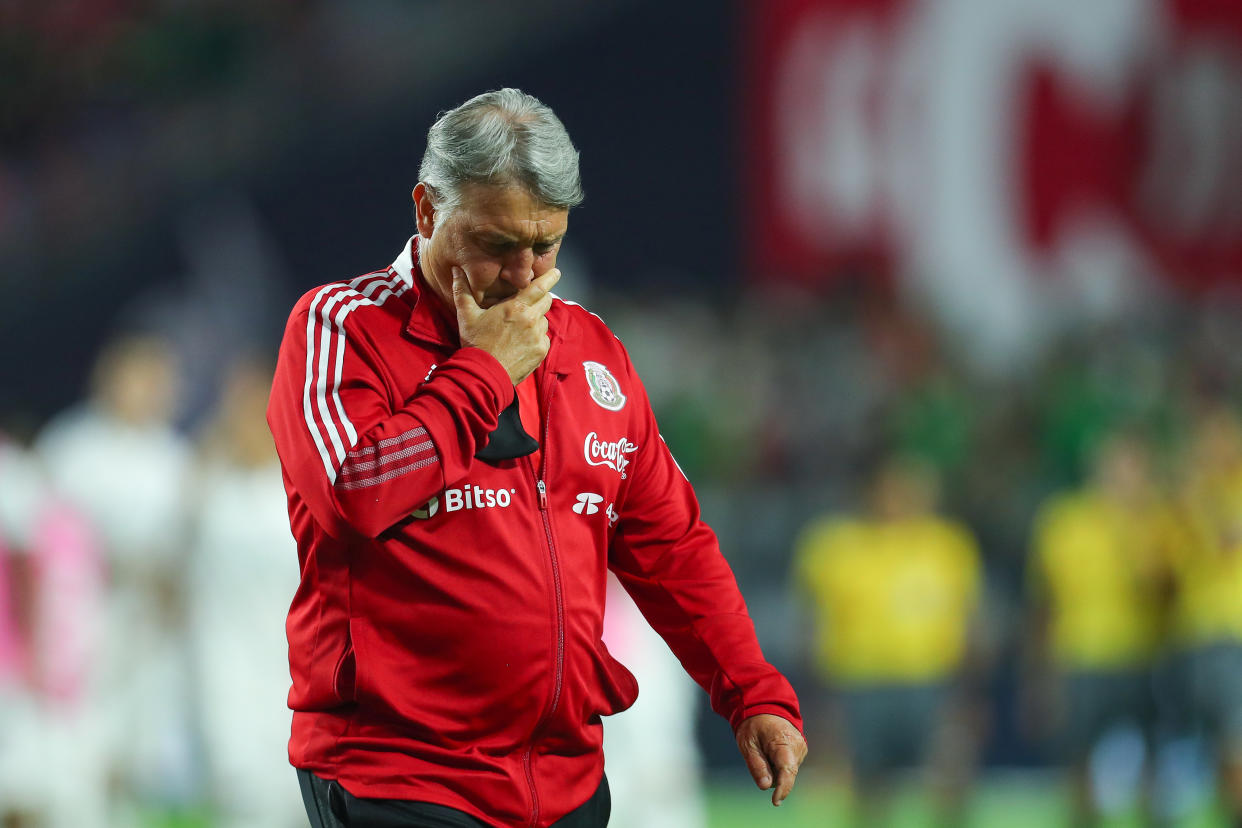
[703,771,1228,827]
[133,771,1228,826]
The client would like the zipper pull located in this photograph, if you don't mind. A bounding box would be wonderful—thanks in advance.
[537,479,548,511]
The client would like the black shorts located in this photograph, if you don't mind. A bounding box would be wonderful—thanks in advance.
[837,682,949,780]
[1059,668,1155,760]
[297,768,610,828]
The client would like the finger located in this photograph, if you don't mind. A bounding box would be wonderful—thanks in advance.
[451,267,482,318]
[772,773,794,806]
[533,266,562,292]
[740,744,773,791]
[528,288,555,319]
[770,754,800,806]
[514,268,561,307]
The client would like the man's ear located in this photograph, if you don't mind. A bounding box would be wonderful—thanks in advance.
[412,182,437,238]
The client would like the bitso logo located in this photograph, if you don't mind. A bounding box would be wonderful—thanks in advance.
[583,432,638,479]
[411,485,515,518]
[573,492,604,515]
[583,361,626,411]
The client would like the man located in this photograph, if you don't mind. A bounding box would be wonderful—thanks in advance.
[267,88,806,828]
[794,455,982,827]
[190,358,305,827]
[36,332,196,823]
[1025,430,1172,826]
[1164,406,1242,826]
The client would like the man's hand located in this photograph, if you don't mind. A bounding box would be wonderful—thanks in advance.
[453,267,561,385]
[736,713,808,806]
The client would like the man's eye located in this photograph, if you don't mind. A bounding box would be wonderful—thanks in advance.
[534,243,556,256]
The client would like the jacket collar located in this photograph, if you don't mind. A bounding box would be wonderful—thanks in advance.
[389,236,580,365]
[391,236,461,349]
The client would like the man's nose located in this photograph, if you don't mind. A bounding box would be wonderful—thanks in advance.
[500,249,535,288]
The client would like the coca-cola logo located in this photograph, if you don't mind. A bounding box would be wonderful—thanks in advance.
[583,431,638,479]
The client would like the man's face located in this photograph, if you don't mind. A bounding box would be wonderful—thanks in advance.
[415,182,568,311]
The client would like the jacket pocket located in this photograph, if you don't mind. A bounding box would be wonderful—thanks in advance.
[332,629,357,702]
[587,638,639,719]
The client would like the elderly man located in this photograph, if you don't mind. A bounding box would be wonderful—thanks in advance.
[267,88,806,828]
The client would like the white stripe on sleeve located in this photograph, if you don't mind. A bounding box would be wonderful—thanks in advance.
[301,272,407,482]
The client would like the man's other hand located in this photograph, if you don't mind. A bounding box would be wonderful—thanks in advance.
[453,266,561,385]
[735,713,808,806]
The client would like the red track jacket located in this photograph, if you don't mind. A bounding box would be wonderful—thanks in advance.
[267,238,802,827]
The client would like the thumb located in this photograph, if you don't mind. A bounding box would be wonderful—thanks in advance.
[451,267,481,319]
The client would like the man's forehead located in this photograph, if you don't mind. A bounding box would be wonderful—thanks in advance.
[470,222,565,244]
[458,186,568,243]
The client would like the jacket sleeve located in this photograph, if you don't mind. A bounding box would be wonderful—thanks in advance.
[607,347,803,734]
[267,294,514,540]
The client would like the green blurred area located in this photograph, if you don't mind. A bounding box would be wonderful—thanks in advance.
[702,773,1228,828]
[129,771,1230,827]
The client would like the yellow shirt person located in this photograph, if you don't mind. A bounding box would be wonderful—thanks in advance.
[796,515,981,686]
[1029,490,1171,671]
[795,457,981,687]
[794,456,982,822]
[1167,408,1242,648]
[1163,406,1242,826]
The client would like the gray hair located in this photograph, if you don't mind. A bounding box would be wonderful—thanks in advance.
[418,88,584,217]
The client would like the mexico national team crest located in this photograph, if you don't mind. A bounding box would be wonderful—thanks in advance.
[583,361,626,412]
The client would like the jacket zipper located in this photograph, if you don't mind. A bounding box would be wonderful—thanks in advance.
[522,376,564,828]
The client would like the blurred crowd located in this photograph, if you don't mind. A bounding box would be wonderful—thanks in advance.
[0,337,302,827]
[0,0,320,259]
[603,276,1242,827]
[0,0,615,270]
[2,271,1239,826]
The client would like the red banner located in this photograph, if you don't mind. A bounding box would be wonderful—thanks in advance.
[745,0,1242,294]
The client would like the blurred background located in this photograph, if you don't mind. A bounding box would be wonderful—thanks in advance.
[2,0,1241,825]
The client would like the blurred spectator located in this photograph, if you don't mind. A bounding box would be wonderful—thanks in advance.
[1163,405,1242,825]
[34,332,197,821]
[28,482,109,828]
[187,357,302,827]
[1024,430,1174,825]
[0,433,43,827]
[0,433,42,681]
[793,455,983,826]
[601,574,708,828]
[0,431,108,827]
